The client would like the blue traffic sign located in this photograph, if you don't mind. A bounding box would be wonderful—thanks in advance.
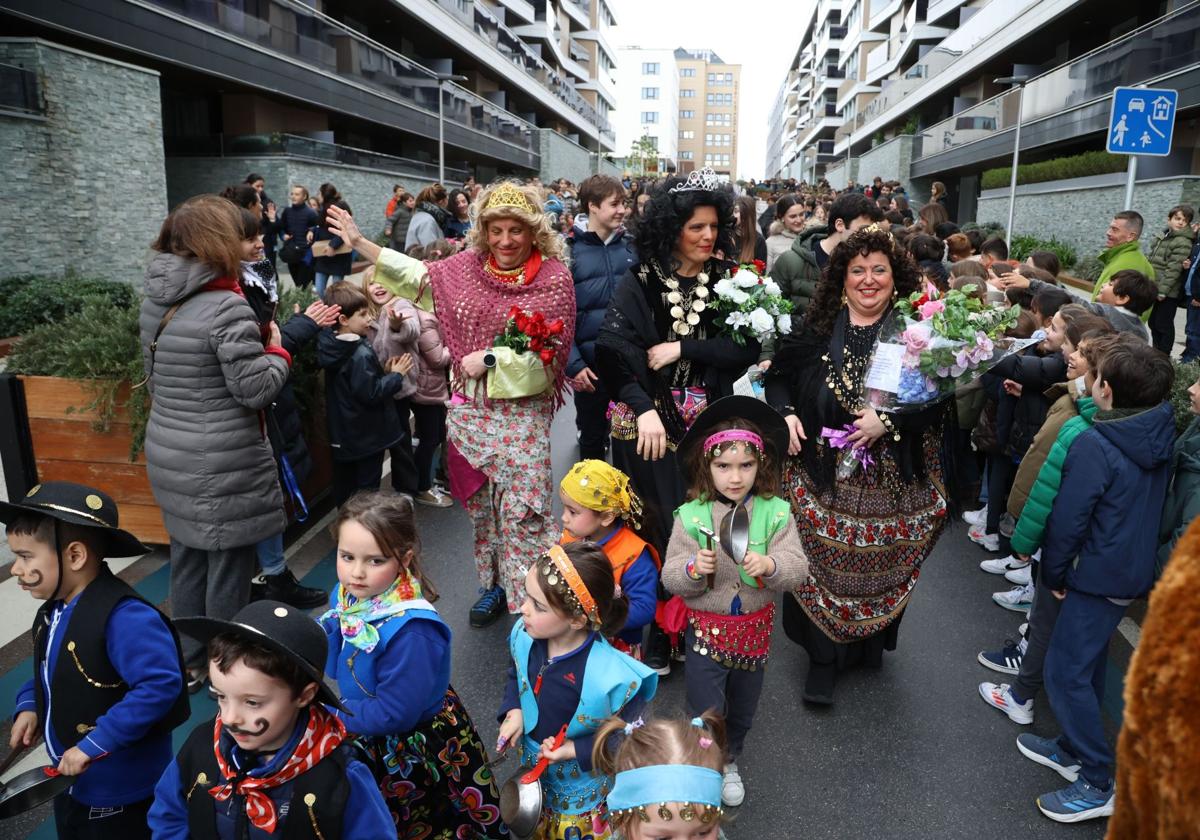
[1107,86,1177,157]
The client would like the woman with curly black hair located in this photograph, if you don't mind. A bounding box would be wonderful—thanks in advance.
[595,170,761,674]
[765,227,951,704]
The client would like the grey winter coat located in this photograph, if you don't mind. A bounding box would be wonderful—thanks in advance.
[139,253,290,550]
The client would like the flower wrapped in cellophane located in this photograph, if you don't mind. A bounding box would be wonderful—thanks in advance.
[711,260,793,346]
[862,284,1038,413]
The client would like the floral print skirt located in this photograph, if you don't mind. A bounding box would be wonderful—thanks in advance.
[785,430,948,645]
[356,685,508,839]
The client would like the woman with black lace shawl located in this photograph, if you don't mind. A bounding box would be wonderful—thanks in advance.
[764,227,950,705]
[595,172,760,673]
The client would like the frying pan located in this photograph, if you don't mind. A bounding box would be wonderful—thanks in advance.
[719,503,761,588]
[499,724,567,839]
[0,746,74,820]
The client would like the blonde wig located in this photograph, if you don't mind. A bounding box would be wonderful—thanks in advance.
[466,180,565,261]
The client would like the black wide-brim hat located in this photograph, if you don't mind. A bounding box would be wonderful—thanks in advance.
[174,600,348,714]
[677,395,790,469]
[0,482,147,558]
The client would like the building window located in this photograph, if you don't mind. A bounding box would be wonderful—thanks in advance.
[706,93,714,105]
[642,62,660,74]
[707,72,717,84]
[680,89,695,98]
[680,109,695,118]
[725,72,733,82]
[641,111,659,123]
[645,136,658,149]
[641,87,659,99]
[680,130,695,139]
[680,151,694,160]
[681,68,696,77]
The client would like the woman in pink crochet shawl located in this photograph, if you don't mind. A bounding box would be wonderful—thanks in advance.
[326,183,575,627]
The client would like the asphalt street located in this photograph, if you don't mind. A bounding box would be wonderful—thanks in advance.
[0,400,1123,839]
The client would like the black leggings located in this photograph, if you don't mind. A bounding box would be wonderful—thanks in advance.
[411,402,447,492]
[1149,296,1180,354]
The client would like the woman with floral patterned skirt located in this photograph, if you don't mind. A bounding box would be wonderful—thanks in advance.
[325,183,575,629]
[765,227,951,705]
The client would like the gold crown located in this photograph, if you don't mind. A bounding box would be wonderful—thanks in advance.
[483,182,537,214]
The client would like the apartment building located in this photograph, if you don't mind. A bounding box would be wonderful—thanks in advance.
[767,0,1200,222]
[675,48,741,178]
[1,0,629,281]
[614,46,680,174]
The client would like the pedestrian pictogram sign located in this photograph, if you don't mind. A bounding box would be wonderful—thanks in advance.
[1107,86,1177,157]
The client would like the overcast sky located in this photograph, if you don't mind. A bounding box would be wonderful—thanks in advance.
[609,0,814,179]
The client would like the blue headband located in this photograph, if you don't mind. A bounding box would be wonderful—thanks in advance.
[607,764,723,812]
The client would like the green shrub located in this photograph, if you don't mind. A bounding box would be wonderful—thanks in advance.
[962,221,1006,240]
[1009,235,1077,269]
[7,296,150,459]
[1072,255,1104,284]
[1170,360,1200,435]
[981,150,1126,191]
[0,274,136,338]
[8,284,326,460]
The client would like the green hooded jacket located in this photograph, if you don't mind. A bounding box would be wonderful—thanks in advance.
[1158,416,1200,575]
[1010,395,1098,556]
[771,224,828,318]
[1147,225,1196,299]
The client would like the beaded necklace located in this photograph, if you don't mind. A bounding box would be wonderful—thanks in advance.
[484,253,533,285]
[658,262,710,337]
[822,316,880,414]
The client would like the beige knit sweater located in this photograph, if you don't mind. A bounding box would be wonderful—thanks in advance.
[661,496,809,615]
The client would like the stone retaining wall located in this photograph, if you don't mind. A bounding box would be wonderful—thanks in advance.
[976,175,1200,266]
[0,39,166,284]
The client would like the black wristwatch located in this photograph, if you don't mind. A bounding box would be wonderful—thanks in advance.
[483,350,498,369]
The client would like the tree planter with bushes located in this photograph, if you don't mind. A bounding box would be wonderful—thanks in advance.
[6,289,332,545]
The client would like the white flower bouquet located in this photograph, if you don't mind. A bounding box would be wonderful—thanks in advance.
[710,260,793,346]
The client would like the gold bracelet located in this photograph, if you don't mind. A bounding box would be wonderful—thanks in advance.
[880,412,900,441]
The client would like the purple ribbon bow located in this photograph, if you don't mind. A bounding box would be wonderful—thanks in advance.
[820,424,876,470]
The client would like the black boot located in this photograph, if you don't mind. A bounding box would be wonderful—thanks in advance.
[261,568,329,610]
[802,660,836,705]
[644,623,672,677]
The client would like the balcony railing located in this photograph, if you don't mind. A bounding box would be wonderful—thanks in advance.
[471,0,611,133]
[142,0,542,154]
[916,4,1200,160]
[165,133,471,184]
[0,62,41,115]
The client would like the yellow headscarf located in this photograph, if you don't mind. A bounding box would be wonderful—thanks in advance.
[560,460,643,530]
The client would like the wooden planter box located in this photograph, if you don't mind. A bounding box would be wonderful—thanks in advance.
[19,376,333,546]
[20,375,167,544]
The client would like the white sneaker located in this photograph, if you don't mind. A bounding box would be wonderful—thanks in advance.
[980,554,1029,575]
[1004,564,1032,586]
[979,681,1035,724]
[992,582,1035,613]
[962,507,987,527]
[968,525,999,552]
[721,762,745,807]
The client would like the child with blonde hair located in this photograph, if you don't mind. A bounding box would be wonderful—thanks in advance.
[595,713,728,839]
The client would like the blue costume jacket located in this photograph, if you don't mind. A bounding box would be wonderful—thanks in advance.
[321,585,451,736]
[499,621,656,815]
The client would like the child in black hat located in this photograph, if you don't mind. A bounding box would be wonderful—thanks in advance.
[659,396,810,809]
[3,481,190,838]
[148,600,394,838]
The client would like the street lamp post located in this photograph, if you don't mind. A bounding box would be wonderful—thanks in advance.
[995,75,1029,248]
[435,72,468,183]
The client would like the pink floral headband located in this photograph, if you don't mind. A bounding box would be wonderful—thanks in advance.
[703,429,763,460]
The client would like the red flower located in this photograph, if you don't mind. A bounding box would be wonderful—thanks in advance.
[530,337,543,352]
[752,259,766,275]
[547,318,565,335]
[539,348,554,364]
[508,305,522,320]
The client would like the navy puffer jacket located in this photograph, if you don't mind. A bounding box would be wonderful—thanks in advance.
[566,218,637,377]
[1041,402,1176,599]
